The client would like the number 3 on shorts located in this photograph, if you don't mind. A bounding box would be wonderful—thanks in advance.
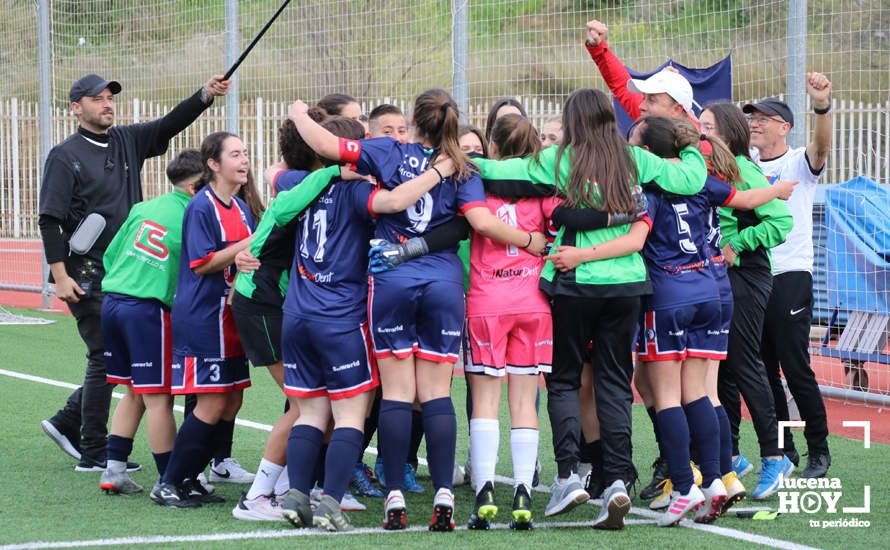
[208,363,221,382]
[407,192,433,232]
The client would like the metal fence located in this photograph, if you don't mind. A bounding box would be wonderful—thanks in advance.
[0,0,887,404]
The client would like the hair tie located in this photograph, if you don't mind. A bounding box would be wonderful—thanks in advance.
[700,134,707,141]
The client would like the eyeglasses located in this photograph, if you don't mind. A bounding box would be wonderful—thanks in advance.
[700,123,718,133]
[746,114,787,125]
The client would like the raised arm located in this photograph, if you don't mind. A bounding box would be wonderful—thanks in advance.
[805,72,832,173]
[585,19,642,120]
[289,100,341,160]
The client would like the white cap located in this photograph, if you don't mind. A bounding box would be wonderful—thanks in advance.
[628,69,699,113]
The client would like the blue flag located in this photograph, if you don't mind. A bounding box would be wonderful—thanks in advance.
[615,54,733,135]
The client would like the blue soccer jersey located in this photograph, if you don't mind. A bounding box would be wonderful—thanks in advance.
[702,175,737,304]
[273,169,311,195]
[341,137,487,283]
[283,178,375,321]
[642,177,733,309]
[172,188,255,358]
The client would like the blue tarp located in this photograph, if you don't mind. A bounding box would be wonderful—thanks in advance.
[825,177,890,314]
[615,54,733,135]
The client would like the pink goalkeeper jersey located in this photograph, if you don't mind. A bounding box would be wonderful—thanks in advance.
[466,195,561,317]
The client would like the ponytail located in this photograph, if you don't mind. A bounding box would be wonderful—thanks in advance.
[413,89,474,181]
[489,113,541,160]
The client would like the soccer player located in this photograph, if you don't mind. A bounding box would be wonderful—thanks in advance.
[368,103,410,144]
[230,110,329,520]
[97,149,202,495]
[38,73,229,471]
[484,98,527,142]
[744,75,833,479]
[289,89,548,531]
[540,116,563,147]
[317,93,363,120]
[458,125,488,158]
[700,102,795,499]
[273,115,461,531]
[151,132,256,508]
[473,88,709,529]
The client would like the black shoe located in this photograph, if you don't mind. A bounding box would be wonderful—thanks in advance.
[785,448,801,468]
[467,481,496,530]
[640,457,668,500]
[41,419,82,461]
[584,466,605,500]
[75,458,141,473]
[509,484,533,530]
[150,482,202,508]
[532,459,541,488]
[800,452,831,478]
[183,478,226,503]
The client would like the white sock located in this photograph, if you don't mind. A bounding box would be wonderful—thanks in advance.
[274,467,290,496]
[511,428,538,491]
[469,418,499,493]
[107,459,127,474]
[245,458,284,500]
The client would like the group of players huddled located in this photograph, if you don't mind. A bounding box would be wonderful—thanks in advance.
[81,19,834,533]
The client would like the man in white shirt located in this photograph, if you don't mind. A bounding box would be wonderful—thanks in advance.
[743,72,832,478]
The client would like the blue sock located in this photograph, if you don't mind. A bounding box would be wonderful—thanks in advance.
[379,400,412,492]
[153,451,171,477]
[313,444,328,487]
[656,407,694,493]
[714,405,733,476]
[161,414,216,485]
[684,397,721,486]
[324,428,364,502]
[647,406,666,458]
[106,435,133,463]
[422,397,457,491]
[286,425,323,494]
[212,419,235,463]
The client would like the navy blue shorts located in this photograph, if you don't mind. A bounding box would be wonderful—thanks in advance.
[637,301,724,362]
[282,314,378,400]
[171,354,250,394]
[102,293,172,394]
[368,275,464,364]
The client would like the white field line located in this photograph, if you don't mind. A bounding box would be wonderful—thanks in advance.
[1,367,818,550]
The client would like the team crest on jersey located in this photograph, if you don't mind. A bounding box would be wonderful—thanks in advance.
[133,220,169,260]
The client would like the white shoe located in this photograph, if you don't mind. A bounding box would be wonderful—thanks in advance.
[658,484,705,527]
[430,487,456,531]
[232,492,283,521]
[695,478,728,524]
[209,457,256,484]
[452,462,466,487]
[383,490,407,530]
[196,472,215,494]
[340,491,367,511]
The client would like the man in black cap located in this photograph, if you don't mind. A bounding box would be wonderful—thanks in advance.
[39,72,230,471]
[743,72,833,478]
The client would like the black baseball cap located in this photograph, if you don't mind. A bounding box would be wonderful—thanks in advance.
[742,97,793,127]
[69,74,121,103]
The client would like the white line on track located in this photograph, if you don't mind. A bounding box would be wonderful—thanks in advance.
[1,367,818,550]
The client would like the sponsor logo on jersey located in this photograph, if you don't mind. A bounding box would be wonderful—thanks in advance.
[441,329,461,337]
[377,325,404,334]
[133,220,169,261]
[668,329,685,337]
[131,362,153,368]
[483,266,541,280]
[332,360,360,372]
[298,264,334,284]
[284,363,298,370]
[707,330,721,336]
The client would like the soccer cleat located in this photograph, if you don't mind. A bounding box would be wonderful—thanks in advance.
[313,494,353,532]
[532,459,542,488]
[732,453,753,478]
[593,480,632,530]
[232,491,282,521]
[281,488,313,528]
[658,484,705,527]
[196,473,215,494]
[374,457,386,489]
[183,478,225,503]
[150,482,201,508]
[340,491,367,511]
[640,457,669,500]
[462,459,472,488]
[382,490,407,530]
[509,483,534,530]
[785,448,800,468]
[404,463,425,494]
[466,481,497,530]
[544,473,589,517]
[695,479,728,524]
[752,455,794,499]
[41,419,81,461]
[350,463,384,497]
[452,461,466,487]
[721,471,747,514]
[75,459,141,473]
[209,457,255,483]
[800,452,831,479]
[691,462,703,486]
[99,470,143,494]
[649,479,672,510]
[429,487,456,531]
